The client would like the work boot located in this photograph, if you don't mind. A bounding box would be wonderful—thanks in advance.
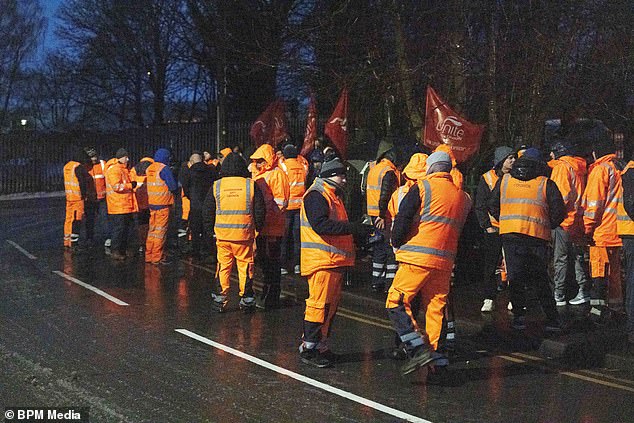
[299,347,332,368]
[261,284,281,309]
[212,294,228,313]
[239,296,256,313]
[387,343,408,361]
[401,346,436,376]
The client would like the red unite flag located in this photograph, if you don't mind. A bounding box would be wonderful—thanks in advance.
[300,94,317,157]
[324,87,349,160]
[423,86,485,164]
[250,99,288,148]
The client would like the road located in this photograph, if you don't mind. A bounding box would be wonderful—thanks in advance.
[1,198,633,423]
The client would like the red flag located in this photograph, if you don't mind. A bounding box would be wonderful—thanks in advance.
[423,86,485,164]
[300,95,317,157]
[324,87,349,160]
[250,99,288,147]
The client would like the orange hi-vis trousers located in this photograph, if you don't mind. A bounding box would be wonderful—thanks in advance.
[589,246,623,308]
[215,240,255,298]
[386,262,451,351]
[146,207,171,263]
[302,269,344,346]
[64,200,84,247]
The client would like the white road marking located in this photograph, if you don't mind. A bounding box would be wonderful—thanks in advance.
[6,240,37,260]
[52,270,129,306]
[175,329,433,423]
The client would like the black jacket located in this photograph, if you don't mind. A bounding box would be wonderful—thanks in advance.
[474,169,502,231]
[378,170,398,219]
[182,161,217,210]
[621,164,634,239]
[304,179,354,236]
[488,157,566,244]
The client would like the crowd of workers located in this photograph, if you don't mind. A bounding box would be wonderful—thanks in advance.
[60,121,634,376]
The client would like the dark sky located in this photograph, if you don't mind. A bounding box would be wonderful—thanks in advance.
[40,0,62,55]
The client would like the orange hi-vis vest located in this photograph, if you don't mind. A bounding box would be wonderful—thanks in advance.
[254,167,289,237]
[131,157,154,210]
[395,173,471,271]
[105,162,137,214]
[63,161,83,202]
[617,161,634,236]
[146,162,174,206]
[89,160,107,200]
[582,154,622,247]
[281,157,307,211]
[550,156,587,234]
[482,169,500,228]
[213,176,256,241]
[300,178,355,276]
[499,174,550,241]
[366,159,400,216]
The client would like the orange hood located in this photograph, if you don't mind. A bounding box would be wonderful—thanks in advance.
[559,156,587,178]
[250,144,277,176]
[403,153,428,182]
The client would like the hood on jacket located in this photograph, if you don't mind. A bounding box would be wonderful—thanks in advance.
[510,157,541,181]
[434,144,457,166]
[221,153,249,177]
[402,153,428,181]
[250,144,276,171]
[558,155,587,178]
[154,148,171,165]
[190,161,209,173]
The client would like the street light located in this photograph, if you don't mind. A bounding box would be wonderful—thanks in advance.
[20,119,27,130]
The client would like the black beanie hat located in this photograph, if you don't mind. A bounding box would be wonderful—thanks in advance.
[319,157,346,178]
[115,148,129,159]
[283,144,298,159]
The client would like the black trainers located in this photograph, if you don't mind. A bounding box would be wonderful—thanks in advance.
[401,346,436,376]
[370,282,385,293]
[300,348,332,368]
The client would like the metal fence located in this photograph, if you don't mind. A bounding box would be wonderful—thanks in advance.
[0,119,315,195]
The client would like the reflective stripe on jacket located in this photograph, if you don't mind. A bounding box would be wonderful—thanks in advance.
[617,161,634,236]
[395,173,471,270]
[63,161,82,202]
[482,169,500,228]
[300,178,355,275]
[146,162,174,206]
[582,154,622,247]
[366,159,400,216]
[131,157,153,210]
[550,156,587,235]
[213,177,256,241]
[105,163,137,214]
[89,160,107,200]
[499,174,550,241]
[281,158,307,210]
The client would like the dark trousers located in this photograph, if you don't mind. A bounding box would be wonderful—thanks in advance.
[503,238,558,320]
[371,217,397,288]
[257,236,282,306]
[622,238,634,335]
[281,209,301,269]
[481,231,503,300]
[84,199,107,241]
[110,213,134,255]
[188,207,210,257]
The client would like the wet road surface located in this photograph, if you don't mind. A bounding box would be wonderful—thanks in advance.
[1,198,634,422]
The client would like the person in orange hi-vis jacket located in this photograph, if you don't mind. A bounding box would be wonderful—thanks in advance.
[63,148,92,249]
[130,156,154,253]
[298,157,372,368]
[617,153,634,345]
[279,144,308,275]
[204,153,266,313]
[83,146,108,246]
[250,143,290,308]
[549,141,590,306]
[433,144,464,190]
[581,128,623,323]
[366,141,401,293]
[387,151,471,375]
[475,146,516,312]
[105,148,138,260]
[145,148,178,265]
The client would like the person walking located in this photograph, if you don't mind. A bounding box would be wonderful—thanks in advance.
[63,149,92,249]
[581,131,623,322]
[549,141,590,305]
[145,148,178,265]
[475,146,515,312]
[387,151,471,375]
[250,144,290,308]
[299,157,370,367]
[204,153,266,313]
[489,148,566,331]
[279,144,307,274]
[105,148,138,260]
[365,142,400,292]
